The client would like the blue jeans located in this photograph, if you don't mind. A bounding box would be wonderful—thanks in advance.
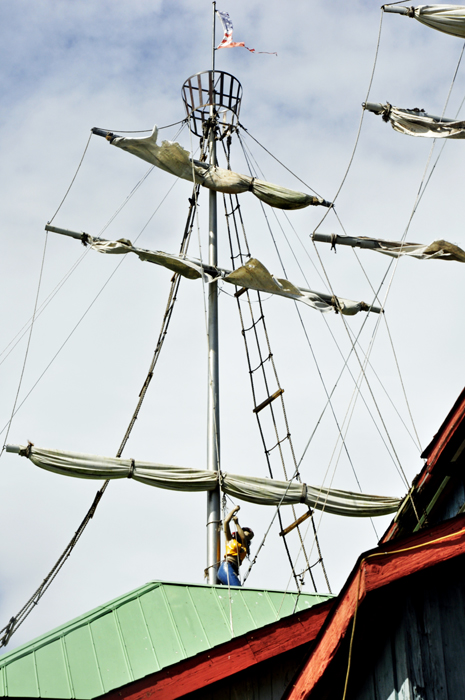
[217,560,241,587]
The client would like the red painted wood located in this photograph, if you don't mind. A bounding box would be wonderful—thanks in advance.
[421,388,465,471]
[100,599,333,700]
[288,515,465,700]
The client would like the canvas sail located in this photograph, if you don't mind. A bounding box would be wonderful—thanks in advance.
[92,126,331,211]
[6,444,402,518]
[364,101,465,139]
[45,226,382,315]
[384,5,465,39]
[312,232,465,262]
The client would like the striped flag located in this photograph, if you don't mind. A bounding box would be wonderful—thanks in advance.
[216,11,251,50]
[216,11,277,54]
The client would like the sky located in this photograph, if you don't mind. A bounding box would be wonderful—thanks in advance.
[1,0,465,652]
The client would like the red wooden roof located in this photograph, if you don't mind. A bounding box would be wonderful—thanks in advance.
[286,514,465,700]
[381,386,465,543]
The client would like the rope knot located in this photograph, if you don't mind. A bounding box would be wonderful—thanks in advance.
[331,296,342,314]
[248,177,256,192]
[382,102,392,123]
[127,459,135,479]
[330,233,338,252]
[299,483,308,504]
[19,441,34,458]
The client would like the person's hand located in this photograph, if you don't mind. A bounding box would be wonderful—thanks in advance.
[233,505,240,513]
[233,516,239,524]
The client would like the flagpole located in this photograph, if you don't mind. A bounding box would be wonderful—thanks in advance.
[206,0,221,585]
[212,1,216,72]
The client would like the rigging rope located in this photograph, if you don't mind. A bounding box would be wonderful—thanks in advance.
[237,131,406,476]
[0,184,198,649]
[236,130,390,540]
[221,175,330,592]
[93,118,187,134]
[1,234,48,460]
[312,9,385,232]
[48,132,92,225]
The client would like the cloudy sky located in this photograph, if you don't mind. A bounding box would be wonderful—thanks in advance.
[1,0,465,651]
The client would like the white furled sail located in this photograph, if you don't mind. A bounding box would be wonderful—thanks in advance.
[45,226,382,315]
[91,126,331,211]
[6,444,402,518]
[364,102,465,139]
[312,232,465,262]
[383,4,465,39]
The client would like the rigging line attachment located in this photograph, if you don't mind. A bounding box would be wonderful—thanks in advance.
[0,188,201,649]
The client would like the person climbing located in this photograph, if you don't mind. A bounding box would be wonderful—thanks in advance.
[217,505,254,587]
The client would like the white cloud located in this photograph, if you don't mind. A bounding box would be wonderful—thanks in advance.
[1,0,464,652]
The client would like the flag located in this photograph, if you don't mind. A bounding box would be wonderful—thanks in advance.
[216,11,251,50]
[216,11,277,54]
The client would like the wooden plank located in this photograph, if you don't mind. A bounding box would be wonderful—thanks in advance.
[392,601,411,700]
[372,635,396,700]
[403,596,427,700]
[420,583,448,699]
[439,577,465,698]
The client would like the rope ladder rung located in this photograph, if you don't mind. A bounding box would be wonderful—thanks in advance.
[253,388,284,414]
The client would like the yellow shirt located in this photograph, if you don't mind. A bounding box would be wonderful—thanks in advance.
[226,538,247,563]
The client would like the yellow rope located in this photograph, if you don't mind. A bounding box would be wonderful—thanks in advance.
[341,525,465,699]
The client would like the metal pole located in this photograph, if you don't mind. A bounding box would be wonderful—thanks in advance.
[206,1,221,585]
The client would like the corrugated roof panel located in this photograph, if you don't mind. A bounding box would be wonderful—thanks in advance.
[266,590,328,617]
[63,625,104,700]
[4,651,39,698]
[115,598,160,680]
[0,581,332,699]
[214,588,259,637]
[243,590,281,629]
[89,613,131,692]
[162,585,212,658]
[138,585,187,669]
[34,639,72,699]
[187,586,232,648]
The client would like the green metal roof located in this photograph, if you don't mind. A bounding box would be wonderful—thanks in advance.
[0,580,331,699]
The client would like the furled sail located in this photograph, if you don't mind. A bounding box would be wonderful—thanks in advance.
[383,4,465,39]
[6,444,402,517]
[312,232,465,262]
[364,102,465,139]
[91,126,331,211]
[45,225,382,315]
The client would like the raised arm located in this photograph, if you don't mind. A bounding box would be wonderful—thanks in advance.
[224,505,240,541]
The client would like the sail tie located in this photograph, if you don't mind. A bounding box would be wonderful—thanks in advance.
[382,102,392,123]
[127,459,136,479]
[19,441,34,458]
[299,483,308,504]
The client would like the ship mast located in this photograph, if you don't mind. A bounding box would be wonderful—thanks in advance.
[206,1,220,585]
[181,6,243,584]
